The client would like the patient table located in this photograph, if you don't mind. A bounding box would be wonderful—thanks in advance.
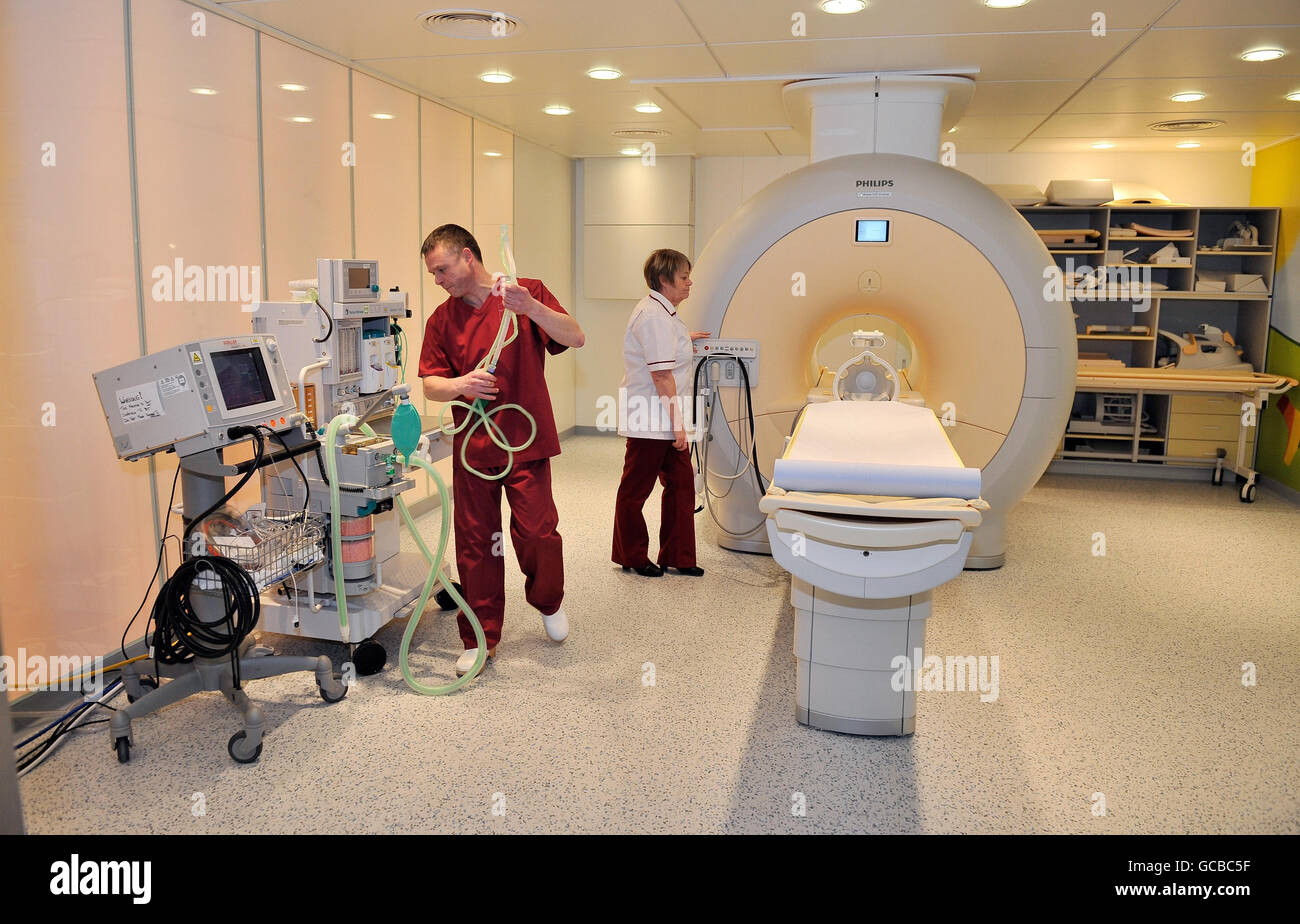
[760,401,987,735]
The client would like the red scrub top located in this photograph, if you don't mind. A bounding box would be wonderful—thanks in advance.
[419,277,569,470]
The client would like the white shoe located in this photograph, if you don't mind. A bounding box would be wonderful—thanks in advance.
[455,647,494,677]
[542,607,569,642]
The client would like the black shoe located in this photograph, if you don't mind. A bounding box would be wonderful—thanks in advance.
[621,563,663,577]
[669,566,705,577]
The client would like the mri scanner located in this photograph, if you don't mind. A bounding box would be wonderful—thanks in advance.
[682,75,1076,735]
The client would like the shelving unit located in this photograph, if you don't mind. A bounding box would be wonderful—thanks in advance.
[1016,205,1281,485]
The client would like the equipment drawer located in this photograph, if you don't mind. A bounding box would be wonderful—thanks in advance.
[1168,413,1240,442]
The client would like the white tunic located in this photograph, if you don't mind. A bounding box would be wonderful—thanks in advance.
[618,289,693,440]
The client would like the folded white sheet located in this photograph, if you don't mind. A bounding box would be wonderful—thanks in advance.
[772,401,982,500]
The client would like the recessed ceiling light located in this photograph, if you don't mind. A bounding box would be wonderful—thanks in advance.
[543,104,573,115]
[279,83,308,92]
[189,87,218,95]
[984,0,1030,7]
[483,150,503,157]
[1176,141,1201,149]
[620,146,642,156]
[947,126,957,133]
[371,112,395,120]
[819,0,867,13]
[1170,92,1205,102]
[1091,141,1114,149]
[1286,91,1300,102]
[1241,48,1285,62]
[479,71,513,84]
[289,116,313,123]
[634,102,662,114]
[587,67,622,80]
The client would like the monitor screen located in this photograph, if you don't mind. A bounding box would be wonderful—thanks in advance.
[211,347,275,411]
[856,219,890,243]
[348,265,371,290]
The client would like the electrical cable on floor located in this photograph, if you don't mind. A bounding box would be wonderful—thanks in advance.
[15,680,124,777]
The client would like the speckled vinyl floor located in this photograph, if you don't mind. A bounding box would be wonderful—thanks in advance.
[18,436,1300,833]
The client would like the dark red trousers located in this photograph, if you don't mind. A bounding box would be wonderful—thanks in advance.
[451,457,563,649]
[612,437,696,570]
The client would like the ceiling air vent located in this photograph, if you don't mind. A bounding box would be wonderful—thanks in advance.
[612,129,671,138]
[419,9,523,39]
[1147,119,1225,133]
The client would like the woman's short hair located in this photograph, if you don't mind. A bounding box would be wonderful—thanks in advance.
[643,249,691,293]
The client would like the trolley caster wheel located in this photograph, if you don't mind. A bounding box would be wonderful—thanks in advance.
[435,582,464,611]
[1240,483,1256,504]
[1211,467,1223,486]
[114,737,131,764]
[227,731,262,764]
[126,676,158,704]
[319,675,348,703]
[352,639,387,676]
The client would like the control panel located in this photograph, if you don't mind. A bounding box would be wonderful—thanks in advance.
[691,338,760,387]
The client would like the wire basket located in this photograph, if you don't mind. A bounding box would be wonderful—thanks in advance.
[195,509,327,592]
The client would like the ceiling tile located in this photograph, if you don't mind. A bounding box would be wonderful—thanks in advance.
[1013,136,1293,153]
[708,30,1139,81]
[677,0,1175,43]
[649,81,790,129]
[363,45,723,100]
[1062,75,1300,113]
[221,0,701,58]
[963,79,1084,115]
[1154,0,1300,29]
[1100,24,1300,78]
[1032,109,1300,137]
[949,114,1043,139]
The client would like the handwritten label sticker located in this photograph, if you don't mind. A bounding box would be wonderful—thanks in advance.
[116,382,164,424]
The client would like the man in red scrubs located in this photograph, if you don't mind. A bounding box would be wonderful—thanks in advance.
[419,224,585,676]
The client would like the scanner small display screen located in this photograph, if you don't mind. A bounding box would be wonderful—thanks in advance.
[855,219,890,243]
[212,347,275,411]
[348,266,371,290]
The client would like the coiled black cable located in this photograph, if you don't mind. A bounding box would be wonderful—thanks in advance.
[149,555,260,689]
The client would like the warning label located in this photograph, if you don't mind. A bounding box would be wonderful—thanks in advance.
[117,382,164,424]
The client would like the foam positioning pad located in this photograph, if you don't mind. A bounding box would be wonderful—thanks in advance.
[773,401,982,500]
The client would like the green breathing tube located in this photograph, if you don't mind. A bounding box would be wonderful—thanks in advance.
[387,411,487,692]
[324,403,488,691]
[324,413,356,638]
[437,223,537,480]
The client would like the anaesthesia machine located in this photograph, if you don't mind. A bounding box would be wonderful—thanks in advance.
[93,259,496,762]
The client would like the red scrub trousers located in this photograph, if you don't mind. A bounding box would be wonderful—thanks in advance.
[452,457,564,649]
[612,437,696,570]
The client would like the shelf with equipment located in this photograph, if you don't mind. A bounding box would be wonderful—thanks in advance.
[1017,204,1284,496]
